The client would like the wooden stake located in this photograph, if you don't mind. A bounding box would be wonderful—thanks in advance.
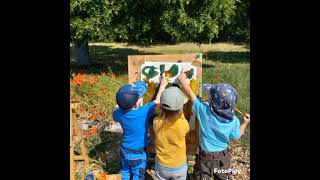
[70,105,75,180]
[72,108,90,164]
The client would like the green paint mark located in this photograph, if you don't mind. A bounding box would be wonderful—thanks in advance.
[185,68,194,79]
[195,53,201,59]
[168,64,179,77]
[142,66,159,78]
[163,64,179,78]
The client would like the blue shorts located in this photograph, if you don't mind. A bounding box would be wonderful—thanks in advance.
[119,146,147,180]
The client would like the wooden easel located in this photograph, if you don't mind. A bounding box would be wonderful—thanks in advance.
[128,53,202,155]
[70,102,90,180]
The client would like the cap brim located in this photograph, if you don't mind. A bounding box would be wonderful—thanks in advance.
[202,84,216,94]
[133,81,147,97]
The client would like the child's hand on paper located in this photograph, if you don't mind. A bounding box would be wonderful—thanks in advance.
[177,68,187,83]
[160,74,168,87]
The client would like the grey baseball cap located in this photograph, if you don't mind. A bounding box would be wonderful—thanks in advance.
[160,86,188,111]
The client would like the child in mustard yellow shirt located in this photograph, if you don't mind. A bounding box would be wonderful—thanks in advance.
[153,86,189,180]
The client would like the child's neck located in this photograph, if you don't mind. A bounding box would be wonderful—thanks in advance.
[128,105,140,111]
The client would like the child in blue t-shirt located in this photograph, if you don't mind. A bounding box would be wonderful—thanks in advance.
[113,77,168,180]
[177,70,250,180]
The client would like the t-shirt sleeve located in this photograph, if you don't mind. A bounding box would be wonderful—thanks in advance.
[229,117,241,140]
[192,98,205,114]
[112,110,119,122]
[146,101,156,119]
[192,98,207,124]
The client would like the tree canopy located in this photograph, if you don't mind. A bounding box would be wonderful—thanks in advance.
[70,0,249,44]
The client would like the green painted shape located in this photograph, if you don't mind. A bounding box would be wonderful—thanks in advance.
[185,68,194,79]
[169,64,179,77]
[195,53,201,59]
[142,66,159,78]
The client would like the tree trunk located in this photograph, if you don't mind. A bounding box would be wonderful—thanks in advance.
[74,40,90,66]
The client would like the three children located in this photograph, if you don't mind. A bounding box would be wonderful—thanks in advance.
[113,70,250,180]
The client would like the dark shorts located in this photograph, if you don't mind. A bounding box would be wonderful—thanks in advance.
[193,148,232,180]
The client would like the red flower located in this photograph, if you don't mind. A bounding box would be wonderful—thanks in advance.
[98,91,102,96]
[90,113,100,120]
[79,108,84,113]
[111,73,116,79]
[89,108,97,113]
[103,86,108,92]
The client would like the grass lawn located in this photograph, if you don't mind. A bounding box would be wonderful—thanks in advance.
[70,42,250,178]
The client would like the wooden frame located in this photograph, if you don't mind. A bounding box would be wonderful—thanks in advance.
[128,53,202,155]
[70,102,90,180]
[128,53,202,89]
[70,104,75,180]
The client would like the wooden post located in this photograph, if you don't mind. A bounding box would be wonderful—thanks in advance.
[70,105,75,180]
[106,174,122,180]
[195,116,199,152]
[71,103,90,164]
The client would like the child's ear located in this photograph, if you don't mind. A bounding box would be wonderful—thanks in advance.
[135,101,140,107]
[136,98,143,107]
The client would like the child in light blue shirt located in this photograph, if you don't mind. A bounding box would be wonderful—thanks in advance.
[177,70,250,180]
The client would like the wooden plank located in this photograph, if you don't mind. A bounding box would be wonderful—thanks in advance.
[74,155,85,161]
[106,174,122,180]
[72,107,90,164]
[70,105,75,180]
[71,102,80,110]
[95,174,122,180]
[70,146,75,180]
[195,115,199,153]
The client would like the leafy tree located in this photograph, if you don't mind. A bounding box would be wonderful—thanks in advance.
[219,0,250,43]
[109,0,170,43]
[70,0,125,66]
[160,0,236,43]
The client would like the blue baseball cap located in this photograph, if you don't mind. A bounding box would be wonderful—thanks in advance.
[116,81,147,110]
[203,83,237,122]
[131,81,147,98]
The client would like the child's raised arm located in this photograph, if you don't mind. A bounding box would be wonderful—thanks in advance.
[240,113,250,136]
[154,74,168,104]
[177,69,197,102]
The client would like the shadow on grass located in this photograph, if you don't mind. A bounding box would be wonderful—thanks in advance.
[70,45,160,75]
[125,41,176,48]
[202,63,215,68]
[70,45,250,76]
[204,51,250,63]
